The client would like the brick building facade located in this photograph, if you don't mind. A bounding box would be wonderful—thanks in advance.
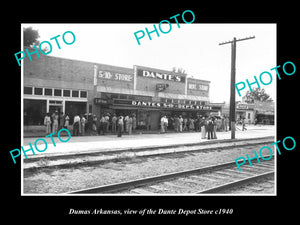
[23,53,221,132]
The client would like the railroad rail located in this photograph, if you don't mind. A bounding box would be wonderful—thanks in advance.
[25,136,274,171]
[68,156,275,194]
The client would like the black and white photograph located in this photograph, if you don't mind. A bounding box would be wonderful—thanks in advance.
[20,23,277,195]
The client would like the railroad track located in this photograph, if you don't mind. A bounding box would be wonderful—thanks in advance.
[68,156,275,195]
[24,136,274,171]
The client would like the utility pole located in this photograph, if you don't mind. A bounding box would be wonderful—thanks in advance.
[219,36,255,139]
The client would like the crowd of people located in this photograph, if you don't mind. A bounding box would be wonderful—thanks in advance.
[43,111,70,135]
[43,111,232,140]
[44,111,137,137]
[159,115,230,139]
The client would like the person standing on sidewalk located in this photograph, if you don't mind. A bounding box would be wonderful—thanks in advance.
[160,115,165,133]
[51,111,59,133]
[200,117,206,139]
[73,113,80,136]
[189,118,194,131]
[242,117,247,131]
[163,116,168,133]
[92,115,98,135]
[132,114,137,133]
[44,113,52,135]
[179,115,183,132]
[124,115,129,133]
[80,115,86,136]
[183,117,188,131]
[59,112,64,131]
[64,113,70,129]
[117,115,124,137]
[174,115,179,132]
[212,117,217,139]
[111,114,117,134]
[128,115,133,135]
[207,117,214,140]
[104,113,110,133]
[99,115,106,135]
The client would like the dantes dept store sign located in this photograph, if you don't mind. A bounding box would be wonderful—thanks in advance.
[113,99,212,110]
[137,68,186,83]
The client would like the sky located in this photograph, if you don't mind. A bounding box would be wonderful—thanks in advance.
[22,23,276,103]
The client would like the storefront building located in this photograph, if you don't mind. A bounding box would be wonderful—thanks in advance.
[23,53,94,132]
[253,101,274,125]
[222,101,274,125]
[94,65,219,130]
[236,103,255,124]
[24,53,221,132]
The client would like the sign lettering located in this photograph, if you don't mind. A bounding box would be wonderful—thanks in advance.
[113,99,211,110]
[98,70,133,82]
[188,83,209,91]
[137,69,185,83]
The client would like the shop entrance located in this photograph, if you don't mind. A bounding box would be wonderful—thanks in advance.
[65,101,87,124]
[136,110,160,130]
[49,105,63,115]
[150,111,160,130]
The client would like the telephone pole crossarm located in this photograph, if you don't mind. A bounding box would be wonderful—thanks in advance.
[219,36,255,45]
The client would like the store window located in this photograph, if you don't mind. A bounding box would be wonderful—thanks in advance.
[72,90,79,98]
[63,90,71,97]
[45,88,52,96]
[80,90,87,98]
[24,87,33,95]
[34,87,43,95]
[24,99,46,125]
[54,89,62,96]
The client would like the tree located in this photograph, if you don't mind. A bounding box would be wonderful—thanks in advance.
[243,88,273,103]
[23,27,40,47]
[23,27,49,52]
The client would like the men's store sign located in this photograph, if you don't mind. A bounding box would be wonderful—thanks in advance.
[113,99,211,110]
[188,83,209,91]
[137,68,186,83]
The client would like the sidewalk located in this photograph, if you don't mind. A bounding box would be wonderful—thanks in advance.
[21,125,275,158]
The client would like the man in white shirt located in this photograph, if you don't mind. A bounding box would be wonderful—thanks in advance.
[163,116,168,133]
[73,114,80,136]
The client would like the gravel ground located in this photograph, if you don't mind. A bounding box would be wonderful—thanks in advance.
[23,143,275,194]
[221,177,275,194]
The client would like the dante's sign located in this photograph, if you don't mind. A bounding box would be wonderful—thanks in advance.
[137,69,185,83]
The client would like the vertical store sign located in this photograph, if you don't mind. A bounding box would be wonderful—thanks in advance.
[93,65,98,86]
[133,65,137,90]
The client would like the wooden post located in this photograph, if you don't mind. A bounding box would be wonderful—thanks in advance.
[219,36,255,139]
